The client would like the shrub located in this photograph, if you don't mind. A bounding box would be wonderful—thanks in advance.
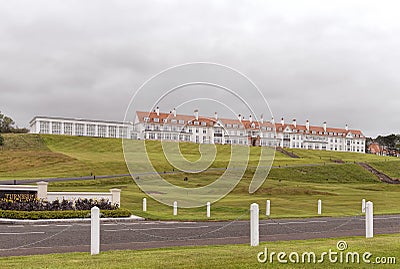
[0,208,132,219]
[0,198,119,211]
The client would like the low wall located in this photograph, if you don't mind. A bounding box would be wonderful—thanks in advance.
[47,192,113,202]
[0,182,121,206]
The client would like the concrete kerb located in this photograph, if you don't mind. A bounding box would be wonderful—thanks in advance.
[0,215,145,225]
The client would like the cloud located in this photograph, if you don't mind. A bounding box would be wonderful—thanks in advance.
[0,0,399,137]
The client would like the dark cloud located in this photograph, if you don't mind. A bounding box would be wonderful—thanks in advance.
[0,0,399,136]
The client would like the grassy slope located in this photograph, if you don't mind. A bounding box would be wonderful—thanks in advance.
[0,234,398,268]
[1,133,398,179]
[1,134,400,219]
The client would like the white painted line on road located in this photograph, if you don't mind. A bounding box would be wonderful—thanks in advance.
[374,216,400,220]
[7,225,24,228]
[32,225,49,227]
[55,225,71,227]
[0,232,45,235]
[105,225,210,232]
[260,220,327,226]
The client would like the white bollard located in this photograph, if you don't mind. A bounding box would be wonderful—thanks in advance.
[318,199,322,215]
[143,198,147,212]
[206,202,211,218]
[362,199,366,213]
[250,203,259,247]
[366,201,374,238]
[266,200,270,216]
[173,201,178,216]
[91,206,100,255]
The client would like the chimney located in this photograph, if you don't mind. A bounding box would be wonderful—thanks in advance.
[281,117,284,126]
[260,114,264,124]
[249,115,253,123]
[345,124,348,131]
[156,106,160,116]
[238,114,242,122]
[194,109,199,121]
[172,108,176,117]
[214,112,218,120]
[293,119,297,128]
[323,121,327,132]
[306,120,310,131]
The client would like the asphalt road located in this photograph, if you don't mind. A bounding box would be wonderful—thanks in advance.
[0,215,399,257]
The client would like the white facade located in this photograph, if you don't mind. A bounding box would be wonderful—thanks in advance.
[133,110,366,153]
[29,116,133,139]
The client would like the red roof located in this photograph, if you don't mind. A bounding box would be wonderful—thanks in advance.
[135,111,364,137]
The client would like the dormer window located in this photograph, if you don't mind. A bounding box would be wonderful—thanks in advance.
[163,118,168,123]
[194,121,199,125]
[154,118,159,123]
[201,122,206,126]
[178,120,184,124]
[144,117,150,122]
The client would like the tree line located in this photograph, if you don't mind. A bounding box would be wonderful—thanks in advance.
[0,111,29,146]
[367,134,400,151]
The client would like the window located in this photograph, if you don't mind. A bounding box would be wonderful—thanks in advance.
[108,126,117,138]
[119,127,127,138]
[144,117,150,122]
[51,122,61,134]
[75,123,85,136]
[98,125,107,137]
[178,120,184,124]
[194,121,199,125]
[163,118,168,123]
[171,119,177,124]
[64,123,73,135]
[201,122,206,126]
[203,129,207,134]
[87,124,96,136]
[154,118,159,123]
[40,121,50,134]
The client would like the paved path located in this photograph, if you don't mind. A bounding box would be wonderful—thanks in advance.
[0,215,398,257]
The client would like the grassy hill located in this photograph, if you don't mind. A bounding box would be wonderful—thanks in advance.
[1,133,398,180]
[1,133,400,219]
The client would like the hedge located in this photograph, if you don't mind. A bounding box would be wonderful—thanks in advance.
[0,208,132,219]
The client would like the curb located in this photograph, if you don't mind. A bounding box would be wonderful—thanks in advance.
[0,215,145,225]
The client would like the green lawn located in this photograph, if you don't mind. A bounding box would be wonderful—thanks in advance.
[1,134,400,220]
[0,133,398,179]
[0,234,398,268]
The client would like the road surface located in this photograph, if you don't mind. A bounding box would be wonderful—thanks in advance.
[0,215,399,257]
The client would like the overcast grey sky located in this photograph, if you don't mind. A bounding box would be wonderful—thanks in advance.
[0,0,399,137]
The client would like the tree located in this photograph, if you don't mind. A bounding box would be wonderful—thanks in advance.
[0,111,28,133]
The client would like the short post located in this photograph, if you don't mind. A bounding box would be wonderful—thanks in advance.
[362,199,366,213]
[206,202,211,218]
[143,198,147,212]
[266,200,270,216]
[110,188,121,207]
[365,201,373,238]
[91,206,100,255]
[36,181,48,200]
[173,201,178,216]
[317,199,322,215]
[250,203,259,247]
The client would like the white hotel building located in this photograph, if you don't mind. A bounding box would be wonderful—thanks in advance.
[132,108,366,153]
[29,109,366,153]
[29,116,132,139]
